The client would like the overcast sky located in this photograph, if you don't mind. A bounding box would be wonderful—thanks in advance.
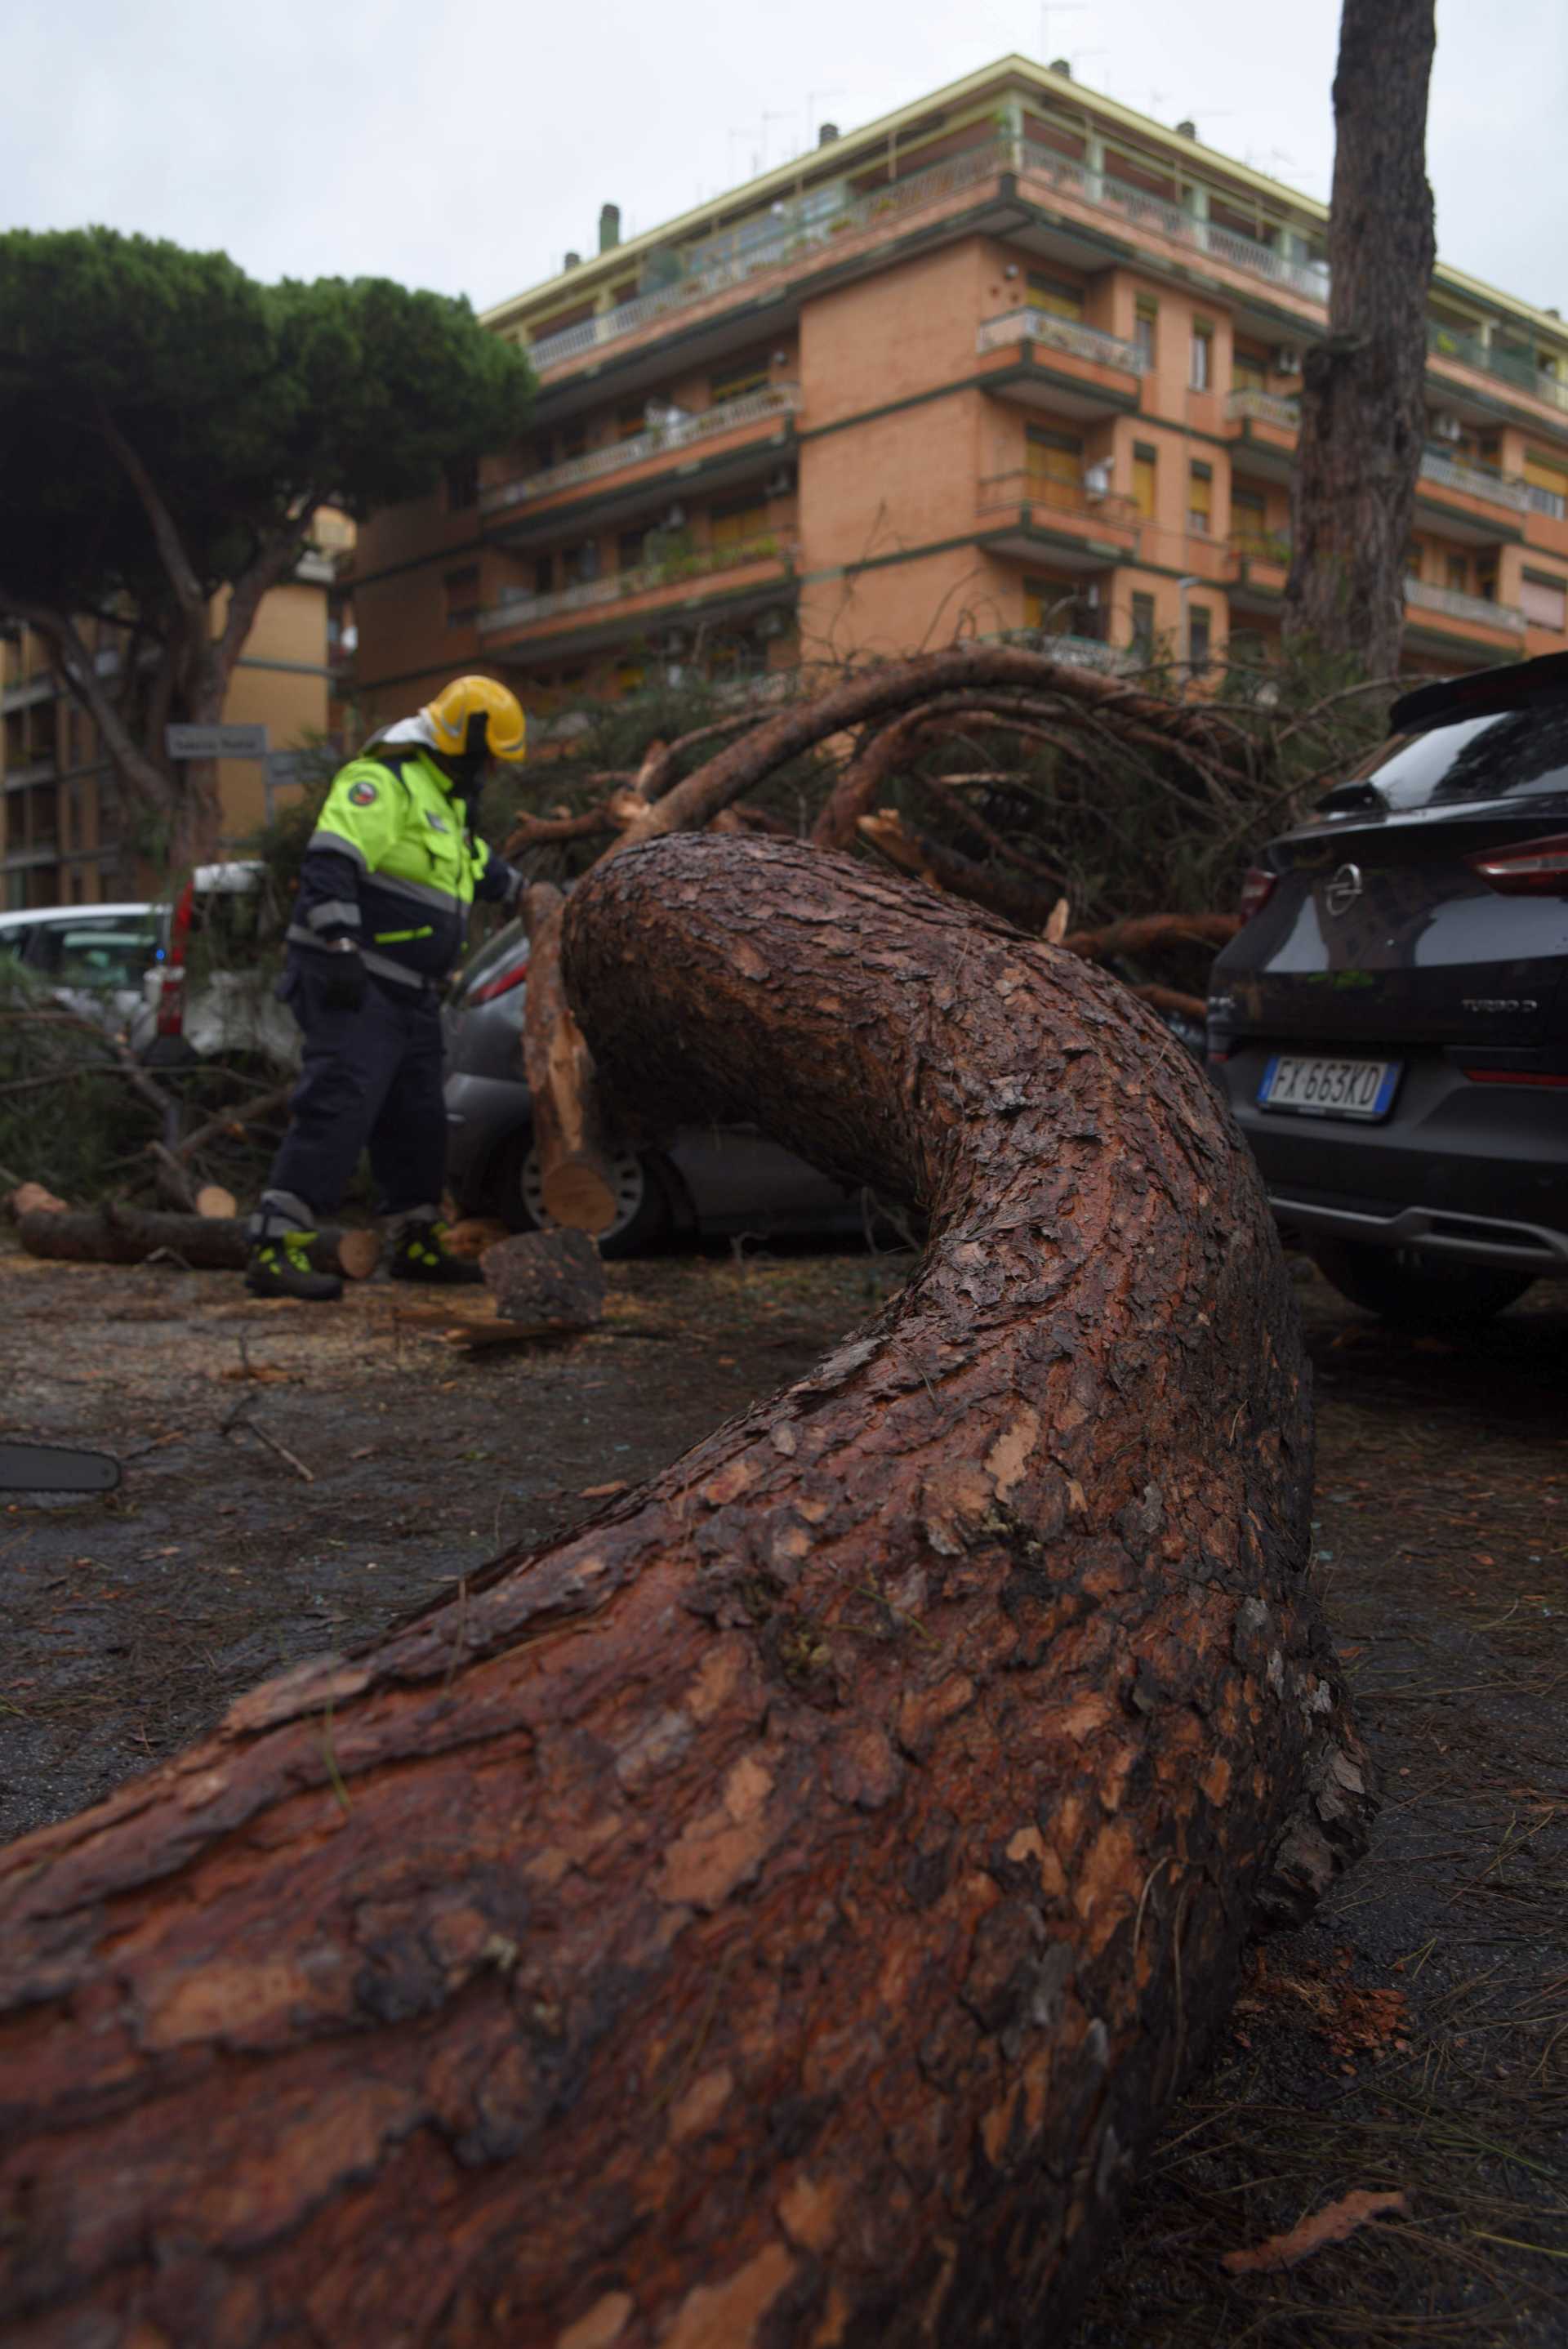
[5,0,1563,319]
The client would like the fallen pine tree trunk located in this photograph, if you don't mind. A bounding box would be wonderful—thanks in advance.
[16,1200,379,1279]
[0,836,1374,2347]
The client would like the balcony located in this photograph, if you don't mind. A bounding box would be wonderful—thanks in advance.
[1418,447,1532,519]
[1017,145,1330,308]
[1226,534,1291,613]
[1227,388,1300,430]
[524,130,1335,384]
[479,536,796,644]
[483,385,800,519]
[1428,323,1568,421]
[1405,577,1526,637]
[978,472,1143,568]
[528,137,1016,374]
[977,309,1146,376]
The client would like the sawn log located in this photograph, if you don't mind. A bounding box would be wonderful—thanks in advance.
[0,836,1374,2347]
[16,1201,379,1279]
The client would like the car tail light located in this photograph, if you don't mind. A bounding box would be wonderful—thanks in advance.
[1461,1068,1568,1087]
[1238,866,1276,923]
[466,952,529,1006]
[1468,834,1568,894]
[155,882,194,1036]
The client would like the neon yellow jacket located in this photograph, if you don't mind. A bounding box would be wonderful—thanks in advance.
[287,746,516,987]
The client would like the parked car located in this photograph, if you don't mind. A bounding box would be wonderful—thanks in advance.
[0,903,158,1031]
[129,862,298,1070]
[443,920,872,1254]
[1209,649,1568,1326]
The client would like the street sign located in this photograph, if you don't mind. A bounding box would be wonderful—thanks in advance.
[165,723,270,760]
[265,751,304,787]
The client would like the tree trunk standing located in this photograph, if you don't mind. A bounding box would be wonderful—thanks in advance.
[1282,0,1437,671]
[0,837,1374,2348]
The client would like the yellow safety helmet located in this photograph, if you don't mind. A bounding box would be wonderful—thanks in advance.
[422,675,528,766]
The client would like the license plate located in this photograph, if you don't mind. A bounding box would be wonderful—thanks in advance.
[1258,1054,1401,1119]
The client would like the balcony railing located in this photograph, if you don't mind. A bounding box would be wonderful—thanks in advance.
[1419,448,1533,513]
[1405,577,1526,632]
[979,470,1142,530]
[1226,387,1300,430]
[1027,630,1134,673]
[483,385,801,516]
[1229,532,1292,567]
[2,758,56,789]
[479,536,795,635]
[1017,145,1331,305]
[1526,480,1568,520]
[976,307,1147,375]
[1428,323,1568,417]
[528,137,1017,372]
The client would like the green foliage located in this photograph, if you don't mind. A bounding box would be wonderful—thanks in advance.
[0,225,536,617]
[0,965,154,1200]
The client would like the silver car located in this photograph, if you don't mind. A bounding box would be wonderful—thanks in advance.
[443,919,868,1254]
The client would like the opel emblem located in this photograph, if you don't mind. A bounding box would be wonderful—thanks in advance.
[1325,862,1364,917]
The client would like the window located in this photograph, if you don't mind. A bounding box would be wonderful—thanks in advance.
[443,564,480,627]
[444,459,479,513]
[1446,554,1469,594]
[1023,578,1072,631]
[1405,544,1425,582]
[710,355,772,403]
[709,497,772,550]
[617,403,648,442]
[1026,426,1082,502]
[1133,297,1157,368]
[1027,270,1085,321]
[1129,591,1156,660]
[617,528,649,573]
[1187,605,1212,672]
[565,540,600,585]
[1524,453,1568,519]
[1521,570,1567,630]
[1476,559,1499,602]
[1187,461,1213,536]
[1189,322,1214,391]
[1232,344,1269,392]
[532,553,555,596]
[1132,443,1157,519]
[1232,484,1267,553]
[560,421,587,460]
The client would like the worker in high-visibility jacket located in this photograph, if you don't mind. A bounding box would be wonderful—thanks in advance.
[246,676,529,1301]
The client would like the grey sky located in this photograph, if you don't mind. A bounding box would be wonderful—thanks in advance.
[5,0,1563,319]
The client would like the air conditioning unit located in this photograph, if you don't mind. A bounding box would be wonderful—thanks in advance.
[1275,345,1303,374]
[1432,413,1463,443]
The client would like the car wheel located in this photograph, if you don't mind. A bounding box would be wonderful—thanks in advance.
[1306,1237,1534,1330]
[488,1129,673,1258]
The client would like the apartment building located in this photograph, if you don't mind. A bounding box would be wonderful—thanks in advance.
[1,518,356,912]
[350,56,1568,732]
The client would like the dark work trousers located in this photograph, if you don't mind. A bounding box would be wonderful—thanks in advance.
[265,954,447,1219]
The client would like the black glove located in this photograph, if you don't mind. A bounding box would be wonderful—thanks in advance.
[320,943,368,1012]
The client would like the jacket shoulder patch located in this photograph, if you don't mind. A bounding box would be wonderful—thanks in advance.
[347,779,379,807]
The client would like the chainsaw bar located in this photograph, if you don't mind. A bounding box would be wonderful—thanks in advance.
[0,1443,122,1494]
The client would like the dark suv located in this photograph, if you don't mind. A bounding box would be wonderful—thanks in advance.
[1209,650,1568,1326]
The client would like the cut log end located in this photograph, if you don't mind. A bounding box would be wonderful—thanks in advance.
[194,1183,238,1221]
[538,1158,619,1234]
[335,1228,383,1281]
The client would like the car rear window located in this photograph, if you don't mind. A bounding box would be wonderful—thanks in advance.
[24,920,158,990]
[1321,702,1568,814]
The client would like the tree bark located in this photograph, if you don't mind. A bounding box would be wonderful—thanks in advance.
[480,1228,606,1329]
[518,884,618,1233]
[16,1202,378,1278]
[0,836,1373,2348]
[1282,0,1437,671]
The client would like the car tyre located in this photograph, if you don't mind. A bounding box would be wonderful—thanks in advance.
[487,1128,674,1259]
[1306,1236,1534,1330]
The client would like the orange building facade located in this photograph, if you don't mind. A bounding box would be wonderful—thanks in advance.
[351,57,1568,732]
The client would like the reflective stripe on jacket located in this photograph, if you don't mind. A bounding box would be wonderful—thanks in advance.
[289,747,515,982]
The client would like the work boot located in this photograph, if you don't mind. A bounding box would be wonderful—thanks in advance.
[386,1211,484,1285]
[245,1230,344,1302]
[244,1192,343,1303]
